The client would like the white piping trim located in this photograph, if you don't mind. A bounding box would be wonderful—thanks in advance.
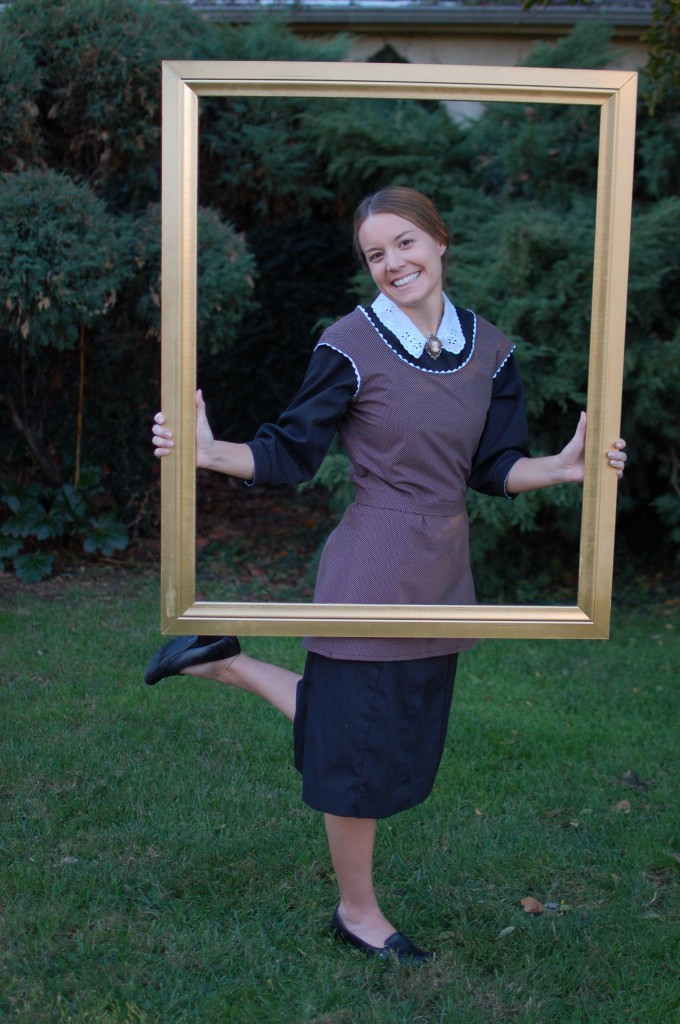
[314,341,361,398]
[493,346,515,379]
[359,305,476,376]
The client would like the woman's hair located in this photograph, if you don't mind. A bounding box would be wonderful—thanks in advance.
[353,187,450,274]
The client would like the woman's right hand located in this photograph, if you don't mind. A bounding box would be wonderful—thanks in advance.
[152,389,214,464]
[152,410,174,458]
[152,391,253,479]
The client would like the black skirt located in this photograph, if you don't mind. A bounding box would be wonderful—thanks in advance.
[293,651,458,819]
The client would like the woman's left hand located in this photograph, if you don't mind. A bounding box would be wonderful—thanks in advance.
[558,411,627,483]
[606,437,628,479]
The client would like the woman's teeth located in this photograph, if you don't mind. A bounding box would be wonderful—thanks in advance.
[394,272,419,287]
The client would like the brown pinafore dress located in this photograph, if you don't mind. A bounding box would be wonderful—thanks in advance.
[294,304,515,817]
[305,304,514,660]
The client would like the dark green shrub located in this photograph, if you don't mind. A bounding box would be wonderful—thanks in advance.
[1,0,211,208]
[130,203,258,354]
[643,0,680,114]
[0,475,129,582]
[0,169,131,355]
[0,30,42,172]
[305,20,680,586]
[0,2,678,584]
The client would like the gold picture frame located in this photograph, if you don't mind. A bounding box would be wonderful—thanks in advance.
[160,60,637,640]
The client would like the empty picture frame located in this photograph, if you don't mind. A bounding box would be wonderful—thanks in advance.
[160,59,637,640]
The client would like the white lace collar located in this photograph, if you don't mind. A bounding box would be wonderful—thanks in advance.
[370,292,466,358]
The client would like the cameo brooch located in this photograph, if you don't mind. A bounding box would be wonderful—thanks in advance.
[426,335,443,360]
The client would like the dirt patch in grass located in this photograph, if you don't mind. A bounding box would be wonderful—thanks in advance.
[192,473,334,601]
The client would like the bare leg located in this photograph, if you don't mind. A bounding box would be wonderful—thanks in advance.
[181,653,299,721]
[182,657,397,945]
[325,813,396,946]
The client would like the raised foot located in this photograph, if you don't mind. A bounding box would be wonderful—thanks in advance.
[144,635,241,685]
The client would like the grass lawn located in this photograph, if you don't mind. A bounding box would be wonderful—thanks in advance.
[1,571,678,1023]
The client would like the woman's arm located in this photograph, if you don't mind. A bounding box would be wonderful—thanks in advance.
[505,411,627,495]
[151,347,357,484]
[152,390,256,480]
[467,355,530,497]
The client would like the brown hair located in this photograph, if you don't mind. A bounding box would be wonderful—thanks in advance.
[353,187,450,274]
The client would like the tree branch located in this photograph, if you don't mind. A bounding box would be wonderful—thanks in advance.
[0,391,64,487]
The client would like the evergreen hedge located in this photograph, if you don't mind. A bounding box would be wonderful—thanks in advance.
[0,0,678,586]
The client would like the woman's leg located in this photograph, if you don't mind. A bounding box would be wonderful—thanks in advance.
[181,653,299,721]
[182,659,408,948]
[325,813,396,946]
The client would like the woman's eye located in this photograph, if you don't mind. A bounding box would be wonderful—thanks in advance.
[400,238,414,247]
[369,252,383,263]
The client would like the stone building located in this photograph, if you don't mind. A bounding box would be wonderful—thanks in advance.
[189,1,653,69]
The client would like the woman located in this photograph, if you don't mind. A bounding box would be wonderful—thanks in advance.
[148,188,627,963]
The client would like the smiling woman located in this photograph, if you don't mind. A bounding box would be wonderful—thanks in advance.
[148,184,627,963]
[358,212,447,340]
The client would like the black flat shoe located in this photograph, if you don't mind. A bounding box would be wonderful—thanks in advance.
[144,635,241,685]
[330,909,434,964]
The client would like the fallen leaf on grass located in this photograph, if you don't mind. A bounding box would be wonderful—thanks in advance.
[646,869,671,887]
[496,926,517,940]
[613,799,631,814]
[521,896,545,914]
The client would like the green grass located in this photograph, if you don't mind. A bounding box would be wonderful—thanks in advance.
[1,573,678,1023]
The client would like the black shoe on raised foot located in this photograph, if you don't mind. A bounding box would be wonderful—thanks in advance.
[330,908,434,964]
[144,635,241,686]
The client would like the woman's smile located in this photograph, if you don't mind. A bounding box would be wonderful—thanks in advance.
[357,212,446,327]
[393,271,420,287]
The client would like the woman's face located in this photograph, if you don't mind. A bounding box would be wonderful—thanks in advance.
[357,212,446,313]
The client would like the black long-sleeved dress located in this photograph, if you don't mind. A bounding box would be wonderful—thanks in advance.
[244,295,530,816]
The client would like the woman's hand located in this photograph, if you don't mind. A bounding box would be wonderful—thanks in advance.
[195,389,215,468]
[151,390,255,480]
[506,412,628,494]
[557,411,628,482]
[606,437,627,479]
[152,411,174,458]
[151,390,214,464]
[555,410,588,484]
